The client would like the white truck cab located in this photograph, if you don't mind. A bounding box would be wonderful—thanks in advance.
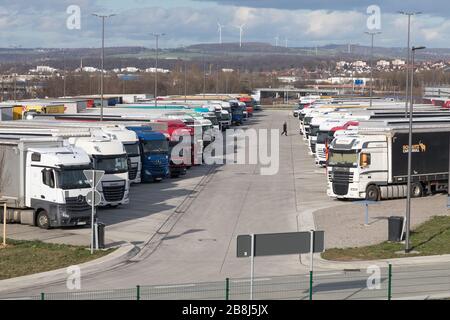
[68,136,130,207]
[96,126,141,184]
[315,119,349,166]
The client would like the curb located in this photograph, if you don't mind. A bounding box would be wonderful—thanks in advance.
[313,253,450,270]
[0,243,140,294]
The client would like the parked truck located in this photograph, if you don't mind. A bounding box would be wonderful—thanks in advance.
[0,126,131,207]
[327,120,450,201]
[127,126,170,182]
[13,120,142,185]
[0,136,94,229]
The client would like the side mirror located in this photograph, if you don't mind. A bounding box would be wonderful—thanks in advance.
[360,153,371,168]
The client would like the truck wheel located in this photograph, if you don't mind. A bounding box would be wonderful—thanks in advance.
[36,210,50,229]
[366,185,380,201]
[411,183,423,198]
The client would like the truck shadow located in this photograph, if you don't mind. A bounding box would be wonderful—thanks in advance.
[97,165,221,226]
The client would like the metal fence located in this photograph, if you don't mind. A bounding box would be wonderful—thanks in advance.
[5,264,450,300]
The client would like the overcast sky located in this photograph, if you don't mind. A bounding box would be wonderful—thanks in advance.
[0,0,449,48]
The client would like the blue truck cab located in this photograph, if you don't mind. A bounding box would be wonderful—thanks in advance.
[230,100,244,125]
[126,126,170,182]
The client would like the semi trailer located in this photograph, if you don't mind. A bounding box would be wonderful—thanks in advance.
[0,136,93,229]
[327,120,450,201]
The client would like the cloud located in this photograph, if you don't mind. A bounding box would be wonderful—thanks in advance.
[1,1,450,49]
[195,0,450,17]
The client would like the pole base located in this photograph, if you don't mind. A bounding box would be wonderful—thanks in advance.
[395,250,420,255]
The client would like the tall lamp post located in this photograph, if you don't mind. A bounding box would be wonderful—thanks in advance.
[399,11,421,118]
[405,45,426,253]
[365,31,381,108]
[92,13,116,121]
[152,33,165,107]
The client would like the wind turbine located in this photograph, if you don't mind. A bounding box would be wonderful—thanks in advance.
[217,22,224,44]
[285,36,288,48]
[236,24,245,48]
[275,35,279,47]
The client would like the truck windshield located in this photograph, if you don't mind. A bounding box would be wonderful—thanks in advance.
[316,131,329,144]
[310,125,320,137]
[142,140,169,155]
[95,155,128,174]
[124,142,140,157]
[58,169,91,190]
[328,150,358,168]
[304,117,313,125]
[206,117,219,126]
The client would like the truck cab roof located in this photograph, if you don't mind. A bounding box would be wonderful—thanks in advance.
[28,146,91,168]
[127,126,167,141]
[68,137,125,156]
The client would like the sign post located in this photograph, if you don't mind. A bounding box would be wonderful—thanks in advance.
[83,170,105,254]
[353,200,379,226]
[91,176,95,254]
[309,230,314,300]
[237,231,325,300]
[250,234,254,300]
[2,201,6,247]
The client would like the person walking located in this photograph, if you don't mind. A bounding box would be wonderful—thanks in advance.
[281,121,288,136]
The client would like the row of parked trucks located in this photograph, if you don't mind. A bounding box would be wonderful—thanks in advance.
[0,95,260,229]
[296,97,450,201]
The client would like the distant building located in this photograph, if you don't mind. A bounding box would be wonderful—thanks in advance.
[278,76,299,83]
[145,67,170,73]
[221,68,234,73]
[392,59,406,67]
[336,61,348,69]
[75,66,99,73]
[121,67,140,73]
[352,61,367,68]
[30,66,58,73]
[377,60,390,68]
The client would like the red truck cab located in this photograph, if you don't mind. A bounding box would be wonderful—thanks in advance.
[154,119,194,176]
[239,97,254,117]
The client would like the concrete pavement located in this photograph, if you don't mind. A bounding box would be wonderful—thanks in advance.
[3,110,450,300]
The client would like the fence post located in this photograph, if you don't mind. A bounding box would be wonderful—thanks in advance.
[388,264,392,300]
[225,278,230,300]
[309,271,313,301]
[40,292,45,301]
[136,285,141,301]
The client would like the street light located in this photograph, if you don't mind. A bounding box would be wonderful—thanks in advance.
[405,45,426,254]
[92,13,116,121]
[152,33,165,107]
[365,31,381,108]
[399,11,422,118]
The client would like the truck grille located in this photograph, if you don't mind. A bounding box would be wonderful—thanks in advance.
[66,196,91,212]
[329,171,354,183]
[102,184,125,202]
[317,148,326,160]
[149,159,168,173]
[333,183,349,196]
[129,166,138,180]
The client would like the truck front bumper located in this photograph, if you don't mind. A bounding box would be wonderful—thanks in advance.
[54,205,93,228]
[327,182,365,200]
